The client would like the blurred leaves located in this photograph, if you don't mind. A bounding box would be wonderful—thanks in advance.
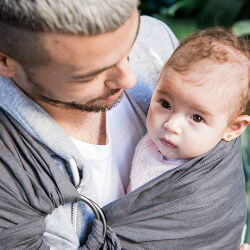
[232,20,250,37]
[164,0,204,17]
[153,14,197,40]
[196,0,245,27]
[242,128,250,189]
[242,128,250,243]
[141,0,250,40]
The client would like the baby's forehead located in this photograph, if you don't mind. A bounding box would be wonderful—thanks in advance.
[163,39,249,84]
[162,59,248,89]
[159,60,249,118]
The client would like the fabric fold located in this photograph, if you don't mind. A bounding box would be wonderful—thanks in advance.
[0,109,81,249]
[102,137,246,249]
[81,219,121,250]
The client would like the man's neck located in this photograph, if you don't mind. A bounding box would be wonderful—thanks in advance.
[37,101,107,145]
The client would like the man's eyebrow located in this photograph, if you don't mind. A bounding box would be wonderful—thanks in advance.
[72,14,141,80]
[72,64,116,79]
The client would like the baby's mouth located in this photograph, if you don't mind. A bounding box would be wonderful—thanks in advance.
[159,138,177,149]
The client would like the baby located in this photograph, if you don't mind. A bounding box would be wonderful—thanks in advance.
[127,27,250,192]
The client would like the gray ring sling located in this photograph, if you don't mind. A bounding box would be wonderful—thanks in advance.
[0,109,246,249]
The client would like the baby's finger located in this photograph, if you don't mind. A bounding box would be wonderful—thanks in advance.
[239,243,250,250]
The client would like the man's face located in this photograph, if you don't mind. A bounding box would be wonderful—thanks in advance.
[12,10,139,112]
[147,61,234,159]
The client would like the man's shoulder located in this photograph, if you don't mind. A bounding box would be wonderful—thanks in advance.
[139,15,179,51]
[131,16,178,70]
[128,16,178,115]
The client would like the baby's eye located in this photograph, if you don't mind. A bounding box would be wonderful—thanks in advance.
[159,99,171,110]
[192,114,203,123]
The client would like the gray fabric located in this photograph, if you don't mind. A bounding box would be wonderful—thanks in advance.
[0,108,246,249]
[102,137,246,249]
[0,109,81,249]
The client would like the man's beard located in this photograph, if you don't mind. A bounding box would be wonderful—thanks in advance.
[25,71,124,112]
[38,88,123,112]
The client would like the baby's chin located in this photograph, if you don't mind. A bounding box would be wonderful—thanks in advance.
[165,148,215,160]
[157,146,194,160]
[158,142,224,160]
[157,147,187,160]
[153,138,204,160]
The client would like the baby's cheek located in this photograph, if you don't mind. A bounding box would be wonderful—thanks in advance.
[146,114,153,133]
[181,133,209,158]
[146,109,159,131]
[186,136,217,158]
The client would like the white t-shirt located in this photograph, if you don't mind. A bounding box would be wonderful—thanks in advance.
[71,92,146,207]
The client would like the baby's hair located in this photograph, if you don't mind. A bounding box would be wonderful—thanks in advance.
[165,27,250,120]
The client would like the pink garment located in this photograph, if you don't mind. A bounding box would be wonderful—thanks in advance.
[127,133,187,193]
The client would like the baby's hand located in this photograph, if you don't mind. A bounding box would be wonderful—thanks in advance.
[239,243,250,250]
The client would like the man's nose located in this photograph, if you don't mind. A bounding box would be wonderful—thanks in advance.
[163,114,182,135]
[104,57,137,89]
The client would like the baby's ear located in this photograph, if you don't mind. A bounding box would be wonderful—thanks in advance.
[0,52,16,78]
[222,115,250,142]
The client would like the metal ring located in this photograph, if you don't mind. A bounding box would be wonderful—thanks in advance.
[80,195,107,238]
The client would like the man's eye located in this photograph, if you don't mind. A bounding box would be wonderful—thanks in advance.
[159,99,171,110]
[73,78,94,83]
[192,114,203,123]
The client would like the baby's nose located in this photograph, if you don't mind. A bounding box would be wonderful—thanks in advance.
[163,116,182,135]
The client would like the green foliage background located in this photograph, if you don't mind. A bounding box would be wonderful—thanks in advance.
[140,0,250,243]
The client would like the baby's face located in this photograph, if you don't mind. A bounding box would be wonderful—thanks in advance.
[147,65,232,159]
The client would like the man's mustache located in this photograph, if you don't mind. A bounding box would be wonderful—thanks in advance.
[87,89,122,103]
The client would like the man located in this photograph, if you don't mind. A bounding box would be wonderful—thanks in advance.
[0,0,179,248]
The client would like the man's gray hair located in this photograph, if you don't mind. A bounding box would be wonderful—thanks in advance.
[0,0,139,67]
[0,0,139,34]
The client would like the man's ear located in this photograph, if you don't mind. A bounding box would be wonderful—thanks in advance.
[222,115,250,141]
[0,52,15,78]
